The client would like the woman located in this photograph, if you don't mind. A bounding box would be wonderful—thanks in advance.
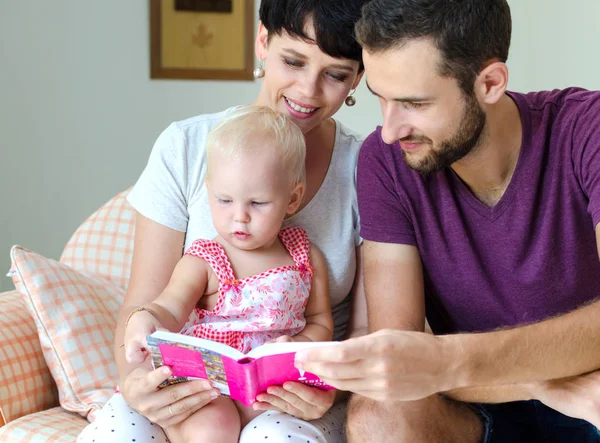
[78,1,368,442]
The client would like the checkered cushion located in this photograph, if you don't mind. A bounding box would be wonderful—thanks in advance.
[0,407,86,442]
[60,188,135,289]
[0,291,58,423]
[9,246,125,421]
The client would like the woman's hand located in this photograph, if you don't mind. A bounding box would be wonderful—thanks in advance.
[252,382,336,421]
[120,365,221,428]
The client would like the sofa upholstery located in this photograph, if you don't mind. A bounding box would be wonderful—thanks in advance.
[0,189,135,442]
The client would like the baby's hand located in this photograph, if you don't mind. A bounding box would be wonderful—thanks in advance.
[266,335,295,344]
[123,310,166,364]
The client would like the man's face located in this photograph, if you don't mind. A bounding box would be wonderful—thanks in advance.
[363,39,486,174]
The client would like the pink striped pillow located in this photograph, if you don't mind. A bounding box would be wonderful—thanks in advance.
[9,245,123,421]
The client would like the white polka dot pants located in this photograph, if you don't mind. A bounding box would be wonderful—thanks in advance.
[76,394,169,443]
[240,403,347,443]
[77,393,347,443]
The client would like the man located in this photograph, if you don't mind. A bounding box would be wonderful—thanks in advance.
[294,0,600,441]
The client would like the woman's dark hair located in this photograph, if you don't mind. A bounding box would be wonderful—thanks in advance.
[259,0,367,69]
[356,0,512,94]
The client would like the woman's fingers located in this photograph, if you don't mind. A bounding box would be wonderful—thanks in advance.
[254,384,334,420]
[253,394,301,416]
[155,379,214,405]
[156,388,221,427]
[126,367,221,426]
[282,381,335,407]
[145,366,173,391]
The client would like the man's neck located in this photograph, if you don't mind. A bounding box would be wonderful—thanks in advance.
[450,94,523,208]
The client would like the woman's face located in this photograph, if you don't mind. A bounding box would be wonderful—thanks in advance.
[254,22,362,135]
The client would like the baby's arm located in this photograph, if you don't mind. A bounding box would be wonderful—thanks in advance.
[292,244,334,342]
[124,254,213,363]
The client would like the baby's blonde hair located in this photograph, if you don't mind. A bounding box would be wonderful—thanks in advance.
[206,105,306,186]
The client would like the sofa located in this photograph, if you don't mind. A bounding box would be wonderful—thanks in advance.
[0,189,135,442]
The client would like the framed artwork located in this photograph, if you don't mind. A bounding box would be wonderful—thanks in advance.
[150,0,255,81]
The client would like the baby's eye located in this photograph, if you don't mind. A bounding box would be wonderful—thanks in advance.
[252,201,268,206]
[217,198,231,204]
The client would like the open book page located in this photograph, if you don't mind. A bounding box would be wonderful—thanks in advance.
[149,331,245,359]
[245,340,338,359]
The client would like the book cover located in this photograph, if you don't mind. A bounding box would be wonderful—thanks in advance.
[146,330,336,407]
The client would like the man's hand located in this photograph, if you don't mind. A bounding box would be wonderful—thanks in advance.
[295,329,457,402]
[529,370,600,428]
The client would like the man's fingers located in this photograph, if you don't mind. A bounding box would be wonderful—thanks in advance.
[299,356,378,383]
[295,334,382,366]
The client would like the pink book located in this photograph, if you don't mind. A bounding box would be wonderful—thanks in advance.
[146,330,337,407]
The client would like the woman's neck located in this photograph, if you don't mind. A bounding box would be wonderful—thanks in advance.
[299,118,336,210]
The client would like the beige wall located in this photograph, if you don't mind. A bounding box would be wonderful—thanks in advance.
[1,0,599,292]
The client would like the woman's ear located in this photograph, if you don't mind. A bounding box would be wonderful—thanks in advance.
[474,61,508,105]
[351,70,365,90]
[287,183,305,215]
[255,21,269,61]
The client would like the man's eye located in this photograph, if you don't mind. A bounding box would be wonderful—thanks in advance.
[406,102,427,109]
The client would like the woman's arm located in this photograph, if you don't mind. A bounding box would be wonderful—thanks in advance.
[115,212,219,428]
[115,212,185,380]
[292,245,334,342]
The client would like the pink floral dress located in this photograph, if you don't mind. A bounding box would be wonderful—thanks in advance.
[179,227,314,354]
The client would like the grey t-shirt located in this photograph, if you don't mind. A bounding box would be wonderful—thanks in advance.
[128,108,363,339]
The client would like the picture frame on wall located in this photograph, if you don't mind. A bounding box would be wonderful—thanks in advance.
[150,0,255,81]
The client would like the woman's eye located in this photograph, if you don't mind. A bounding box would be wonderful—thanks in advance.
[284,58,303,68]
[327,72,348,82]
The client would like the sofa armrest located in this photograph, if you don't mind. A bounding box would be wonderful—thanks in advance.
[0,290,58,424]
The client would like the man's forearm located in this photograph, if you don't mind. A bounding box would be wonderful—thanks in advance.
[446,299,600,390]
[443,383,533,404]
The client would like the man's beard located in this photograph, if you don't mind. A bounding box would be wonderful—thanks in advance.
[401,94,486,175]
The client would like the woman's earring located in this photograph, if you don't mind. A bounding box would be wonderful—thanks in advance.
[345,89,357,107]
[253,60,265,79]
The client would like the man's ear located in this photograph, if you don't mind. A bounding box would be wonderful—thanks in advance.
[255,21,269,61]
[474,61,508,105]
[287,183,305,215]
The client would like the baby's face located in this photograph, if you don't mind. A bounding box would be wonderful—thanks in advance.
[206,146,301,251]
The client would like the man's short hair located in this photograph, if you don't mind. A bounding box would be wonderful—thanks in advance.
[356,0,512,94]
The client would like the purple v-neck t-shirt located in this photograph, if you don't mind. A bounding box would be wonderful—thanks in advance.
[357,88,600,334]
